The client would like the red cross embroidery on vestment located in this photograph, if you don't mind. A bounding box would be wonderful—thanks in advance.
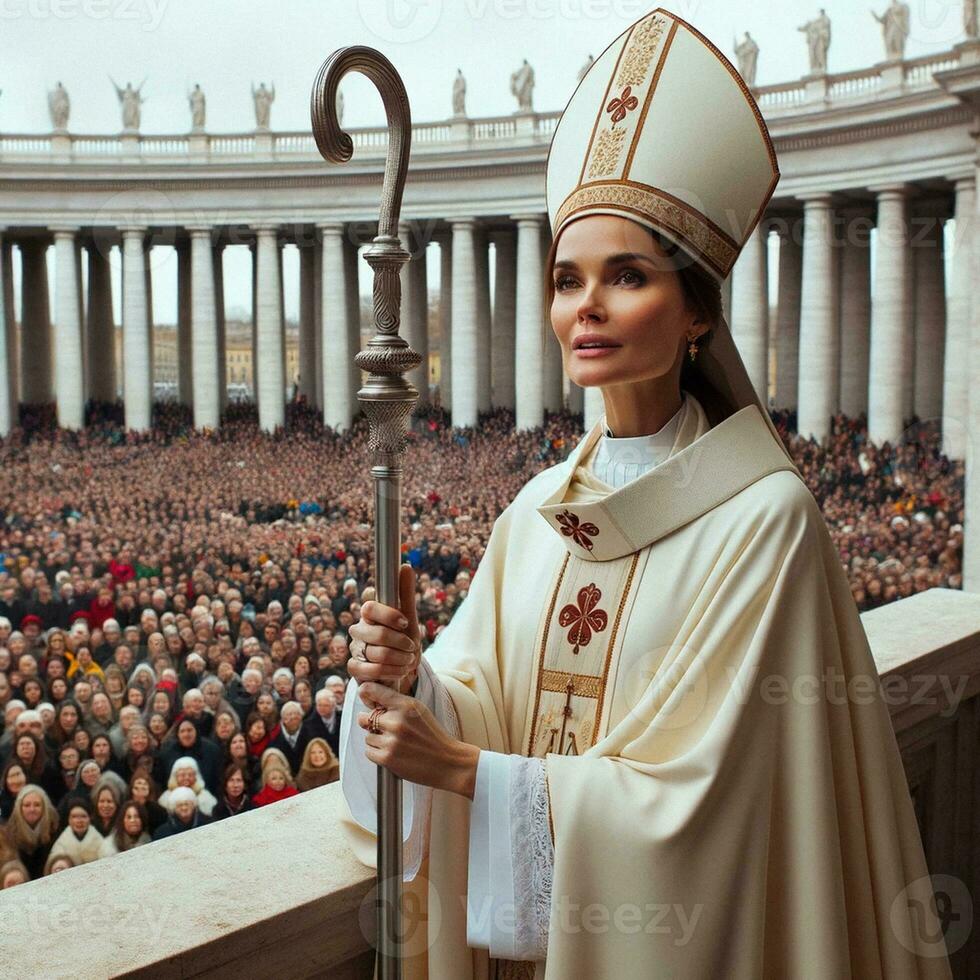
[555,509,600,552]
[558,583,608,655]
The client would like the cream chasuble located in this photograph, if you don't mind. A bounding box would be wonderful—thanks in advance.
[339,390,950,980]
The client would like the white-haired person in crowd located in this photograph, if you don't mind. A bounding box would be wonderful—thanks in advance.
[152,786,210,841]
[158,756,217,818]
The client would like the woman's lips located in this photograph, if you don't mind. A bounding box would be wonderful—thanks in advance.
[574,345,621,358]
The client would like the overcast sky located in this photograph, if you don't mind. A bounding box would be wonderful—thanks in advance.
[0,0,966,322]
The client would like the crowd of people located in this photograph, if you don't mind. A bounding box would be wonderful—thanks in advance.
[0,394,964,888]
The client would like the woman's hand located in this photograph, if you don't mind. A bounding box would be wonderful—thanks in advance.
[348,564,421,695]
[357,680,480,800]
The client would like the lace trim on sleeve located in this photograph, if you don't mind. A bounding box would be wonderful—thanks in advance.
[510,755,553,961]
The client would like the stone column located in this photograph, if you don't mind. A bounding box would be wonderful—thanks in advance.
[253,225,285,432]
[773,221,802,411]
[796,195,838,441]
[1,239,17,421]
[313,237,323,410]
[451,217,479,428]
[20,240,53,405]
[911,205,946,423]
[175,240,192,407]
[491,227,517,411]
[298,241,317,403]
[215,243,227,415]
[0,232,12,435]
[943,177,973,460]
[278,245,287,399]
[84,241,116,406]
[965,161,980,590]
[120,227,152,430]
[729,220,769,407]
[188,227,220,429]
[52,227,85,429]
[836,206,873,420]
[539,221,563,413]
[512,214,544,431]
[438,233,452,411]
[343,231,362,416]
[400,222,429,403]
[868,184,913,446]
[145,249,155,403]
[249,242,258,400]
[474,223,492,415]
[319,222,353,431]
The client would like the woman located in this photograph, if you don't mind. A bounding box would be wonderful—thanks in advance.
[47,675,70,707]
[52,699,82,746]
[0,859,29,889]
[19,677,43,711]
[90,779,121,837]
[251,749,298,808]
[49,799,103,865]
[128,771,168,835]
[223,731,259,792]
[207,709,239,754]
[43,853,75,875]
[293,677,314,718]
[89,733,120,776]
[338,9,952,979]
[86,692,117,738]
[103,664,128,713]
[3,785,59,879]
[295,737,338,792]
[158,756,217,818]
[98,801,151,857]
[58,759,103,823]
[0,760,28,821]
[11,732,61,802]
[156,717,221,794]
[210,763,254,821]
[242,711,273,759]
[120,724,155,782]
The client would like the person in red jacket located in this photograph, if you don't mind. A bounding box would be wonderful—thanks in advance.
[251,749,298,807]
[87,588,116,632]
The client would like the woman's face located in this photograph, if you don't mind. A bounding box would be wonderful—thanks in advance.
[92,738,111,762]
[550,215,703,392]
[226,769,245,797]
[203,685,221,710]
[126,687,145,708]
[151,692,170,714]
[59,704,78,730]
[131,778,149,803]
[229,733,247,758]
[267,768,286,791]
[175,767,196,788]
[50,677,68,700]
[215,714,235,740]
[149,714,167,738]
[4,764,27,796]
[69,805,90,833]
[81,763,100,787]
[177,722,197,747]
[15,736,36,766]
[97,790,117,820]
[20,792,43,826]
[309,743,327,767]
[248,719,265,741]
[48,857,72,874]
[73,729,91,754]
[130,729,149,753]
[257,693,274,715]
[122,805,143,836]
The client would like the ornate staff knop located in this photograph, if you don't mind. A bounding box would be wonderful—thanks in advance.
[311,47,419,980]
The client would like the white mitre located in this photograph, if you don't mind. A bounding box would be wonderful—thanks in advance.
[545,6,794,467]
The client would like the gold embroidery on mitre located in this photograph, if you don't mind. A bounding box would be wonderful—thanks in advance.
[587,127,628,179]
[555,182,738,278]
[616,13,668,87]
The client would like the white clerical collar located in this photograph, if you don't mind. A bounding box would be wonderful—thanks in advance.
[592,394,687,488]
[602,395,685,450]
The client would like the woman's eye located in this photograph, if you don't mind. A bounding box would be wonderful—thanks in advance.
[616,268,644,285]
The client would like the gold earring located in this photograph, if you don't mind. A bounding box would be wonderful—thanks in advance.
[688,338,699,362]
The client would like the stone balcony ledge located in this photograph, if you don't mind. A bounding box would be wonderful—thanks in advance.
[1,587,978,978]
